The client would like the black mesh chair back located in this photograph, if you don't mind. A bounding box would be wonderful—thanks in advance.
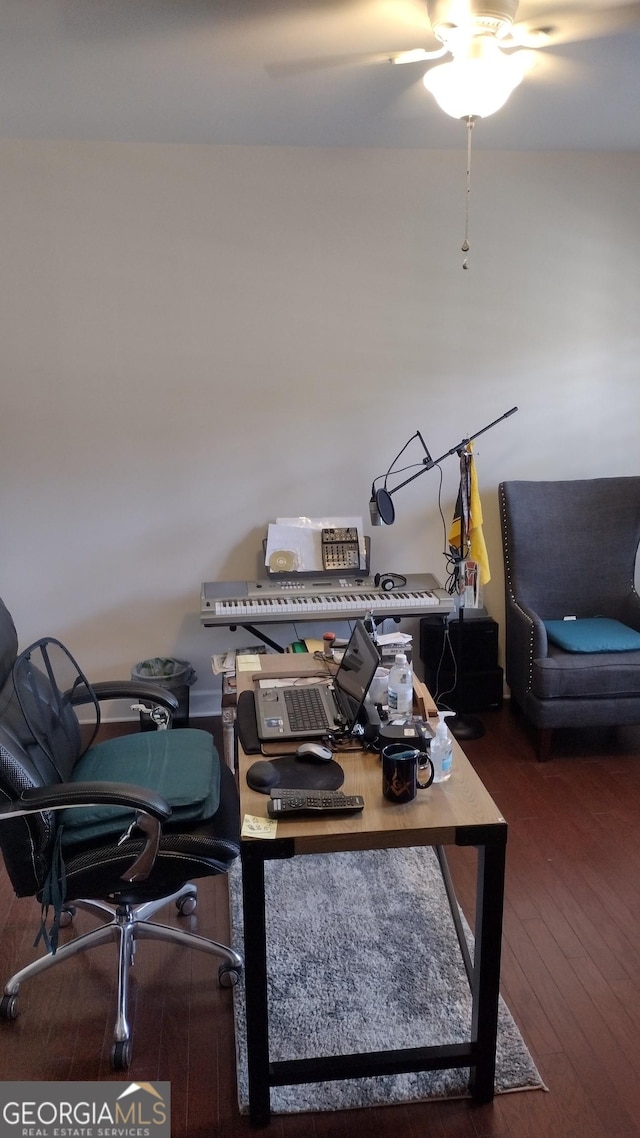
[0,601,102,895]
[13,637,100,781]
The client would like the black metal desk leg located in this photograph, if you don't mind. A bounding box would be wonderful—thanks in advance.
[241,844,272,1127]
[470,833,507,1102]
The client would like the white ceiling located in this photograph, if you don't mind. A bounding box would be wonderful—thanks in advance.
[1,0,639,150]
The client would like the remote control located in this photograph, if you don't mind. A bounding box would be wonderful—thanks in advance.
[267,790,365,818]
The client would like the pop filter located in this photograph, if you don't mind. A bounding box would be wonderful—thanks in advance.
[375,487,395,526]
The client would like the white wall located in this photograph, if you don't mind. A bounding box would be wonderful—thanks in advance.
[2,141,639,715]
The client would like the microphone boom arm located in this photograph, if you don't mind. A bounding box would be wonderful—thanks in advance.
[381,406,518,502]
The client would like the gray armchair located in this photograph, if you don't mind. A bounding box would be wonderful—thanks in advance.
[499,477,640,760]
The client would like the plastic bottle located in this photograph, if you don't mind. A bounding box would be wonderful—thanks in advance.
[387,652,413,717]
[430,711,454,782]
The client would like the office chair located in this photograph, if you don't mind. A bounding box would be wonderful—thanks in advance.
[499,477,640,760]
[0,597,242,1069]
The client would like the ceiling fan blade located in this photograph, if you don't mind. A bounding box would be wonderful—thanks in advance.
[509,1,640,47]
[391,46,450,63]
[265,49,420,78]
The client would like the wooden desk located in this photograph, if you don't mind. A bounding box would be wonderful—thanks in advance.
[237,655,507,1127]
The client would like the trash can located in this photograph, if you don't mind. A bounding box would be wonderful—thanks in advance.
[131,657,197,731]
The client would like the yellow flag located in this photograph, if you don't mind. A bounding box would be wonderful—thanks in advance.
[447,443,491,586]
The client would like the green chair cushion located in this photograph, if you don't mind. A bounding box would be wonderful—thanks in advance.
[60,728,220,846]
[543,617,640,653]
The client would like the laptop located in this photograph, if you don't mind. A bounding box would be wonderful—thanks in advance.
[254,620,380,742]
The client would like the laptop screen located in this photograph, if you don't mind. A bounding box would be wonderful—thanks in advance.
[334,619,381,727]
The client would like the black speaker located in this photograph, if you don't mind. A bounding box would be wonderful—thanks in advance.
[420,615,499,673]
[420,615,502,713]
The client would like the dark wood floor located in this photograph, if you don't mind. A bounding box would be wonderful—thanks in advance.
[3,707,640,1137]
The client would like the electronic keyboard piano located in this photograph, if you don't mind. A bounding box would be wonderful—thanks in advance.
[201,573,453,629]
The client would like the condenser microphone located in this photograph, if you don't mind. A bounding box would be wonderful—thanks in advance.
[369,491,381,526]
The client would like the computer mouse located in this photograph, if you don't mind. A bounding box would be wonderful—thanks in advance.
[295,742,333,764]
[246,760,280,792]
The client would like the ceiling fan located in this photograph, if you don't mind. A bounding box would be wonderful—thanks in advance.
[267,0,640,266]
[269,0,640,119]
[392,0,640,117]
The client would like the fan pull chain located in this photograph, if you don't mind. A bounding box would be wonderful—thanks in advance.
[461,115,473,270]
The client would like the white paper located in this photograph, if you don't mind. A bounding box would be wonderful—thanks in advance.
[257,677,330,689]
[375,632,413,647]
[266,516,366,572]
[211,651,237,675]
[265,524,320,572]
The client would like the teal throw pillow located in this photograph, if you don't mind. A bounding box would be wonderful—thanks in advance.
[543,617,640,653]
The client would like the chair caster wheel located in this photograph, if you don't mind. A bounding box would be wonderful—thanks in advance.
[59,907,75,928]
[0,994,19,1021]
[176,893,197,916]
[218,964,240,989]
[110,1040,132,1070]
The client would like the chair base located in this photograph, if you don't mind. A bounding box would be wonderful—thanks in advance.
[1,883,243,1069]
[447,710,486,741]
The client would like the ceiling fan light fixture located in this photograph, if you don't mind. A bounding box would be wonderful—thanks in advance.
[423,37,530,118]
[427,0,520,45]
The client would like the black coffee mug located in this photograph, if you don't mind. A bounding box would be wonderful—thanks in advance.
[381,743,434,804]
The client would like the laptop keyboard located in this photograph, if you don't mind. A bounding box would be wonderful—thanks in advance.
[283,686,330,732]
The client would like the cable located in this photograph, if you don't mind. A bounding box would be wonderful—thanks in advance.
[429,461,460,595]
[380,434,428,493]
[433,621,458,711]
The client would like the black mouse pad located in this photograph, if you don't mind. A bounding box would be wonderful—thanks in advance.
[246,756,344,795]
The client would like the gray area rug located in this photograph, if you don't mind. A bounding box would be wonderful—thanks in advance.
[229,845,545,1115]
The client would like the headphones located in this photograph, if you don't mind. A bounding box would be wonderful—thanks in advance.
[374,572,407,593]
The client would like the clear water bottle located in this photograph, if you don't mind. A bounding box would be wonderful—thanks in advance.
[387,652,413,717]
[431,711,454,782]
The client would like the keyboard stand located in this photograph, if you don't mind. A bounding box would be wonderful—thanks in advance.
[229,621,286,653]
[229,615,397,653]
